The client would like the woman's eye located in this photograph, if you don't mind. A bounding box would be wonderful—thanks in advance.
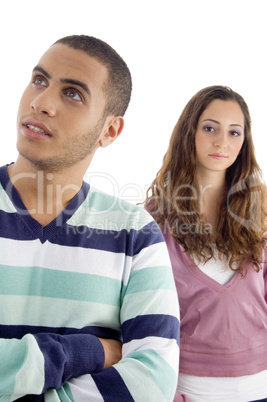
[65,89,82,101]
[230,131,241,137]
[203,126,215,132]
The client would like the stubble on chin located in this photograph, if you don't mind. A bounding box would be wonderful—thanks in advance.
[17,117,105,174]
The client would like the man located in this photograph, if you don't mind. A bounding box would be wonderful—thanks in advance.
[0,35,179,401]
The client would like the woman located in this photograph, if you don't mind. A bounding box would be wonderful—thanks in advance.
[145,86,267,401]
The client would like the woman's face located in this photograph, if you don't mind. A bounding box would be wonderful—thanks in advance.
[195,99,245,175]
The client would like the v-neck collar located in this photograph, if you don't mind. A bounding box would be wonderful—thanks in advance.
[177,242,240,290]
[0,164,90,243]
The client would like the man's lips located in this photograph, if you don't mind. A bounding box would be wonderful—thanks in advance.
[208,153,229,160]
[22,119,52,138]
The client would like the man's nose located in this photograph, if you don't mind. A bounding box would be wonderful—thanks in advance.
[30,88,57,117]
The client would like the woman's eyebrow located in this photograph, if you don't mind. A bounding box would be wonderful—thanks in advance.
[202,118,220,124]
[202,118,243,128]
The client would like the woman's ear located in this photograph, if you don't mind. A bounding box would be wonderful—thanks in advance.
[99,116,124,148]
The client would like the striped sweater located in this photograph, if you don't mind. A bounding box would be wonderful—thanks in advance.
[0,165,180,402]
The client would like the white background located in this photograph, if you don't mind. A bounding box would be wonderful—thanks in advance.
[1,0,266,204]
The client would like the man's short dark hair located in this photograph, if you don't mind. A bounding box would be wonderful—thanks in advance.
[54,35,132,117]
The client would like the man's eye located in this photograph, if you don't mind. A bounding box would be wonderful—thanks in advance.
[33,76,47,86]
[65,89,82,101]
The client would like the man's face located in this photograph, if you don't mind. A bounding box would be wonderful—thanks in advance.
[17,43,109,172]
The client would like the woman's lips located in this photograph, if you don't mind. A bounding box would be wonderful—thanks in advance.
[208,153,228,160]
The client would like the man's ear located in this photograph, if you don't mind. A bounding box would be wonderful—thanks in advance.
[99,116,124,148]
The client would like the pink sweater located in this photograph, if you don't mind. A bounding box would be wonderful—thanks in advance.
[163,230,267,400]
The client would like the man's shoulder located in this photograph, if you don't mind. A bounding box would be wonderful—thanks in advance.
[88,187,144,213]
[70,186,158,233]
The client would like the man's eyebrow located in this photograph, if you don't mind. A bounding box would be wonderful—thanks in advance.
[32,66,91,97]
[60,78,91,97]
[33,65,51,79]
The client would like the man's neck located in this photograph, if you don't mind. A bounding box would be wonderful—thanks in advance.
[7,159,85,227]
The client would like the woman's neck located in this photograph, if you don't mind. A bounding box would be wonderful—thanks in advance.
[196,169,226,239]
[196,167,226,194]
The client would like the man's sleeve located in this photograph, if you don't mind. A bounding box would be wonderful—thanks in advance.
[0,333,105,400]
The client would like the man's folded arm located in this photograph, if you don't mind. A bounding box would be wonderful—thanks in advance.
[0,333,105,399]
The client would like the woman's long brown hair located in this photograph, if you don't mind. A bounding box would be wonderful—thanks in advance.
[145,86,266,275]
